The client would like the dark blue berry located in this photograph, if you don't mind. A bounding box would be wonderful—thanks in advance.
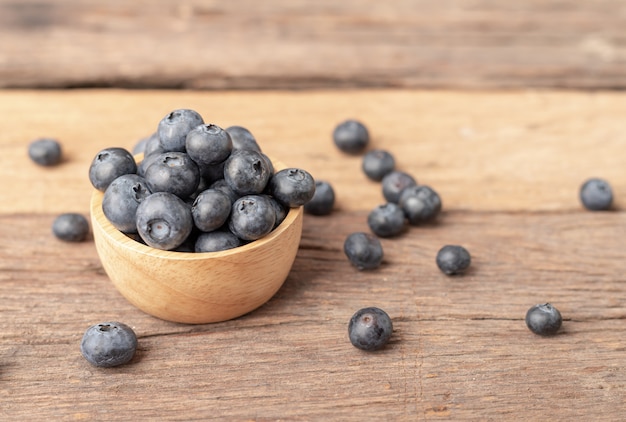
[580,178,613,211]
[367,203,406,237]
[525,303,562,336]
[228,195,276,241]
[80,322,137,367]
[143,132,165,157]
[436,245,471,275]
[52,213,89,242]
[399,185,442,224]
[344,232,383,270]
[226,125,261,152]
[135,192,194,250]
[102,174,152,233]
[262,194,288,228]
[191,189,232,232]
[132,132,159,156]
[210,179,240,204]
[144,152,200,199]
[333,119,369,154]
[28,138,62,166]
[381,171,417,204]
[304,180,335,216]
[348,307,393,351]
[158,109,204,152]
[195,230,242,252]
[267,168,316,208]
[89,147,137,192]
[224,149,272,196]
[362,149,395,181]
[201,160,227,184]
[186,124,233,168]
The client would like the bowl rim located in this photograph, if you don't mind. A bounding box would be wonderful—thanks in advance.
[90,155,303,262]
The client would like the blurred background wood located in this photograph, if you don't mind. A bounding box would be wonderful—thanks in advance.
[1,0,625,90]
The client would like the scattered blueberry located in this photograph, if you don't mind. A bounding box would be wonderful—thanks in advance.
[52,213,90,242]
[186,124,233,168]
[158,109,204,152]
[333,119,369,154]
[304,180,335,216]
[195,230,242,252]
[102,174,152,233]
[344,232,384,270]
[191,189,232,232]
[135,192,194,250]
[381,171,417,204]
[267,168,316,208]
[144,152,200,199]
[28,138,62,166]
[367,203,406,237]
[89,147,137,192]
[226,125,261,152]
[362,149,395,181]
[579,178,613,211]
[525,303,562,336]
[80,322,137,367]
[228,195,276,241]
[224,149,272,196]
[436,245,471,275]
[399,185,442,224]
[348,307,393,351]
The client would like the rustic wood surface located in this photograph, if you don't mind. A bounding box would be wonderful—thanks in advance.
[1,0,626,90]
[1,89,626,420]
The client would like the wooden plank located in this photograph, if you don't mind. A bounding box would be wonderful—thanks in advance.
[1,89,626,420]
[1,212,626,420]
[3,89,626,214]
[1,0,626,89]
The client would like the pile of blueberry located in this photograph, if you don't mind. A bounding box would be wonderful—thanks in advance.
[88,109,316,252]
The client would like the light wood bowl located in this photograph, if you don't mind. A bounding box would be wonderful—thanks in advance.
[90,159,303,324]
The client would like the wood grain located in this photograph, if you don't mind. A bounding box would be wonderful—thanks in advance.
[2,89,626,420]
[1,0,626,90]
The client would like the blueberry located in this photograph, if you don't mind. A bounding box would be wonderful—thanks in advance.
[348,307,393,351]
[210,179,240,204]
[28,138,62,166]
[52,213,89,242]
[80,322,137,367]
[367,203,406,237]
[186,124,233,168]
[102,174,152,233]
[525,303,562,336]
[195,230,242,252]
[137,151,162,178]
[143,132,165,157]
[144,152,200,199]
[304,180,335,216]
[135,192,194,250]
[399,185,442,225]
[225,125,261,152]
[132,132,158,156]
[436,245,471,275]
[224,149,272,196]
[89,147,137,192]
[381,171,417,204]
[362,149,395,181]
[333,119,369,154]
[158,109,204,152]
[200,159,227,184]
[262,194,288,228]
[580,178,613,211]
[229,195,276,241]
[344,232,383,270]
[191,189,232,232]
[267,168,316,208]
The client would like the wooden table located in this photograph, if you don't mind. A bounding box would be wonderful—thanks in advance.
[2,0,626,420]
[2,89,626,420]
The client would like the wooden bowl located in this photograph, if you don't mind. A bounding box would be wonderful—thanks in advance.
[90,161,303,324]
